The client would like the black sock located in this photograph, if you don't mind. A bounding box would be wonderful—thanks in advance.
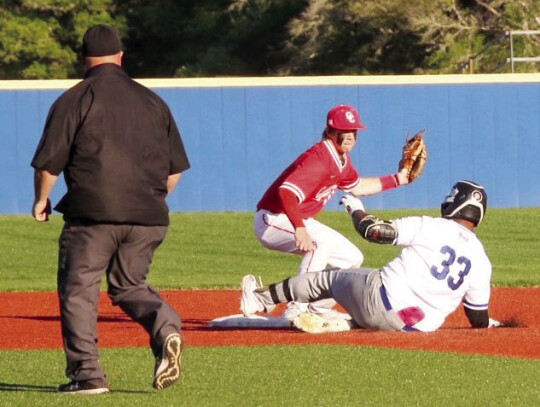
[267,278,293,304]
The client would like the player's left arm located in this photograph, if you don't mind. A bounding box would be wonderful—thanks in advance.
[340,194,397,244]
[463,307,489,328]
[349,168,409,196]
[463,307,502,328]
[349,130,428,196]
[463,260,500,328]
[352,212,397,244]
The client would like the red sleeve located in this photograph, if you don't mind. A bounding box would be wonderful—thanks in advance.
[278,188,305,228]
[338,163,360,191]
[283,150,327,202]
[379,174,400,190]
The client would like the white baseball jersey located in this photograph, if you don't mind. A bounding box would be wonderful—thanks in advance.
[380,216,492,332]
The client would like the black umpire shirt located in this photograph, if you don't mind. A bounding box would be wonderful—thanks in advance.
[31,64,190,226]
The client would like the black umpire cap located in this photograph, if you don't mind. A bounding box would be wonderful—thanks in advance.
[82,25,122,57]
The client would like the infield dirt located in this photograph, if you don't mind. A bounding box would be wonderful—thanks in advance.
[0,287,538,359]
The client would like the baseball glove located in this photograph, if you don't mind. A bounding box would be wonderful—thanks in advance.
[398,130,427,183]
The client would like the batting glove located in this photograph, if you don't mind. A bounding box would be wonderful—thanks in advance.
[339,194,366,215]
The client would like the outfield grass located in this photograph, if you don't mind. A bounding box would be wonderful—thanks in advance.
[1,346,539,407]
[1,208,538,291]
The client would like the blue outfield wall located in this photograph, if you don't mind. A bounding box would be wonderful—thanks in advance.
[1,75,539,215]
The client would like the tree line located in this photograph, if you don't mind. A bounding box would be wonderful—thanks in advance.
[1,0,539,79]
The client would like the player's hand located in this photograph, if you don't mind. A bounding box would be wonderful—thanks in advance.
[295,227,314,252]
[339,194,366,214]
[32,198,51,222]
[488,318,501,328]
[396,168,410,186]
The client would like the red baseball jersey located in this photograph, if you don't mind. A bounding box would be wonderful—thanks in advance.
[257,139,360,218]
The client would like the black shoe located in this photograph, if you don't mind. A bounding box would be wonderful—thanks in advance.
[57,378,109,395]
[153,333,184,390]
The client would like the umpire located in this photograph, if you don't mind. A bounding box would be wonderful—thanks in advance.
[31,25,190,394]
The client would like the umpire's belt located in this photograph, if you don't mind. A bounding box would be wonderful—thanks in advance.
[379,284,420,332]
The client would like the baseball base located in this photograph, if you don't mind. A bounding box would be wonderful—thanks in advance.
[208,314,292,329]
[293,312,352,333]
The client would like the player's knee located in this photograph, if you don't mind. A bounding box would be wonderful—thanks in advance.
[350,250,364,268]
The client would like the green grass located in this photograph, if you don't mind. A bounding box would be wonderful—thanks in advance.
[1,346,539,407]
[1,209,538,291]
[1,210,539,406]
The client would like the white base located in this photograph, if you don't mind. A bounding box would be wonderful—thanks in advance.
[208,314,292,328]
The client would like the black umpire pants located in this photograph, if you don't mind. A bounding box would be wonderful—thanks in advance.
[57,221,182,382]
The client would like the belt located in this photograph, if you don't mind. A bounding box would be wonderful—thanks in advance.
[379,284,419,332]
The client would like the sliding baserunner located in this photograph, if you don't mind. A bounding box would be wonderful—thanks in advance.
[242,180,500,333]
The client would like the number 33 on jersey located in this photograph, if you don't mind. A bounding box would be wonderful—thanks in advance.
[380,215,492,332]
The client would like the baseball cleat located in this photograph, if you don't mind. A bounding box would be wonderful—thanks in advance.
[240,274,265,317]
[153,333,183,390]
[293,312,352,334]
[281,301,308,321]
[57,378,109,395]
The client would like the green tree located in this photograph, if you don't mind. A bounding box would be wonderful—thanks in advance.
[117,0,233,77]
[403,0,540,73]
[276,0,540,74]
[278,0,428,75]
[1,0,539,78]
[282,0,425,74]
[118,0,306,77]
[0,0,125,79]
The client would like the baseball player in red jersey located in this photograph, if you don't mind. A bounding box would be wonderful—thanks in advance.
[254,104,413,320]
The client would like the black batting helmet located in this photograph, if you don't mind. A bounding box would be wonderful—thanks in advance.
[441,180,487,226]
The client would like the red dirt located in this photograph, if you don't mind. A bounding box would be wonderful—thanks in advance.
[0,288,538,359]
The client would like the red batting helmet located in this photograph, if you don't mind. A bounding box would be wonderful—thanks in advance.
[327,104,367,131]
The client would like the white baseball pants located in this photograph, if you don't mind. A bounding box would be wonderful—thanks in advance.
[254,210,364,273]
[254,209,364,314]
